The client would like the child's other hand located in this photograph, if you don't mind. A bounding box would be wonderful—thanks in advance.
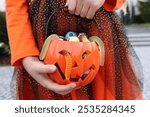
[65,0,105,19]
[22,57,76,95]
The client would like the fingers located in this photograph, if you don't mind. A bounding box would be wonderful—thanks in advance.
[30,58,57,74]
[86,7,97,19]
[39,75,76,95]
[67,0,77,14]
[65,0,70,7]
[23,57,57,74]
[66,0,105,19]
[80,3,90,18]
[37,64,57,74]
[34,72,76,95]
[75,0,83,15]
[50,83,76,95]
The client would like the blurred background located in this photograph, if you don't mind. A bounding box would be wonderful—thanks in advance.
[0,0,150,100]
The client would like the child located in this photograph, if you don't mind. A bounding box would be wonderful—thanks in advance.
[6,0,143,100]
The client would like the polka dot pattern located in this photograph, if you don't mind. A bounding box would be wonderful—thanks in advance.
[15,0,143,100]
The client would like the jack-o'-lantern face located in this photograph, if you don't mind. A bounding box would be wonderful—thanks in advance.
[43,35,101,87]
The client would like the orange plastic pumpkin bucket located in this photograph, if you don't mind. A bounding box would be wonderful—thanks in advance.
[40,34,104,87]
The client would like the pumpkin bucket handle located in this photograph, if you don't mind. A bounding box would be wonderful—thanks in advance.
[45,6,102,38]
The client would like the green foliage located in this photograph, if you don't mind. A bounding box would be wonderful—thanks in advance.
[0,12,10,56]
[139,0,150,23]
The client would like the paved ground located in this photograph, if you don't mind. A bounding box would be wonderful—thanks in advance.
[0,66,15,100]
[0,24,150,100]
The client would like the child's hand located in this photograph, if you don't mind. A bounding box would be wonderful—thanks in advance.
[22,57,76,95]
[65,0,105,19]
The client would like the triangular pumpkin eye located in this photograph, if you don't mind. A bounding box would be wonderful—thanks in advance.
[82,50,91,59]
[59,50,70,55]
[72,61,78,67]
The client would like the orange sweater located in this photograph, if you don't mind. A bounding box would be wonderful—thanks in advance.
[6,0,125,66]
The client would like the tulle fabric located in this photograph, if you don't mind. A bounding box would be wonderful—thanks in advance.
[16,0,143,100]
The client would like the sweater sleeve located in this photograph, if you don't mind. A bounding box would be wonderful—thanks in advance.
[6,0,40,66]
[103,0,126,12]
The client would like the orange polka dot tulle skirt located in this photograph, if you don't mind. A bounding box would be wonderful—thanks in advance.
[16,0,143,100]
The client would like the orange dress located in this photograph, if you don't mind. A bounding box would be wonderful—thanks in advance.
[6,0,125,66]
[6,0,143,100]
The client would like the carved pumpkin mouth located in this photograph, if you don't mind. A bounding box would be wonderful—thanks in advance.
[55,63,95,82]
